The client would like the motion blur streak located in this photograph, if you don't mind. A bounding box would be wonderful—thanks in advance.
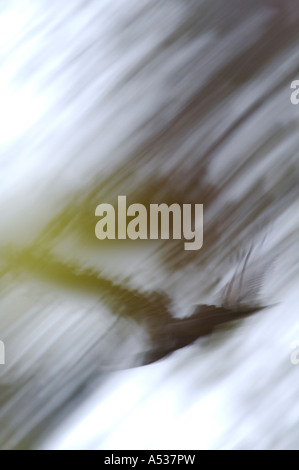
[0,0,299,450]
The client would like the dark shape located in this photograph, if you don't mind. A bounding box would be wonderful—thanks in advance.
[142,303,266,366]
[98,247,269,368]
[4,245,268,369]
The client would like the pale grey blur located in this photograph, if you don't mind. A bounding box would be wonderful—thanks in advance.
[0,0,299,450]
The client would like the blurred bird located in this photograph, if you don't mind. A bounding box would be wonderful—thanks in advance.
[119,246,270,367]
[0,0,297,451]
[4,243,268,369]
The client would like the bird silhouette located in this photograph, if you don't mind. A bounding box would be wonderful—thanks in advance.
[2,244,268,369]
